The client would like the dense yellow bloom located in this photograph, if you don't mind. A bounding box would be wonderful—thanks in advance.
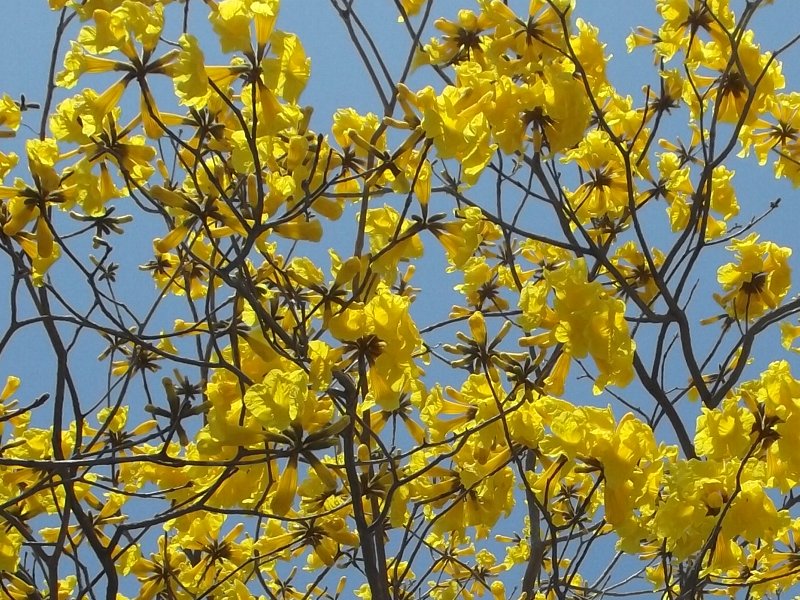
[695,396,756,460]
[485,0,569,71]
[737,362,800,491]
[520,259,635,393]
[454,256,511,313]
[653,458,732,560]
[402,82,496,185]
[489,65,590,156]
[432,206,501,270]
[171,34,211,109]
[4,0,800,597]
[562,130,632,225]
[570,19,610,96]
[131,537,189,600]
[328,283,423,409]
[656,0,734,43]
[714,234,791,320]
[543,404,662,547]
[665,163,740,239]
[684,30,785,127]
[363,204,424,278]
[332,108,386,158]
[0,139,76,268]
[244,367,311,434]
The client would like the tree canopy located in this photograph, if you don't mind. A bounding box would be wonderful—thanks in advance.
[2,0,800,598]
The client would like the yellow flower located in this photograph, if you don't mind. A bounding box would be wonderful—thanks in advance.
[329,284,423,410]
[424,9,492,66]
[656,0,734,45]
[332,108,386,158]
[724,479,789,544]
[244,367,310,434]
[521,259,635,393]
[399,0,426,19]
[171,34,211,108]
[0,374,20,428]
[118,0,165,52]
[694,397,756,460]
[0,94,21,136]
[610,242,665,303]
[131,536,188,600]
[684,30,784,126]
[562,130,631,225]
[739,93,800,185]
[714,233,791,320]
[570,19,609,96]
[261,31,311,103]
[0,528,23,573]
[363,204,424,278]
[209,0,280,54]
[77,8,131,57]
[431,206,500,270]
[653,458,733,559]
[0,151,17,184]
[403,82,496,185]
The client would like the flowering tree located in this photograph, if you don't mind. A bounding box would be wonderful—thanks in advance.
[1,0,800,598]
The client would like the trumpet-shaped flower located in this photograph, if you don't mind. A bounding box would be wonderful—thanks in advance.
[714,234,791,321]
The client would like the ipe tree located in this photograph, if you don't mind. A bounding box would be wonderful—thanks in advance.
[1,1,800,599]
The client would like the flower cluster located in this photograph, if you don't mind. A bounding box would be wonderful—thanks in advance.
[0,0,799,598]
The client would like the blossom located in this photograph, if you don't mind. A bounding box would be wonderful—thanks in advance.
[714,234,791,320]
